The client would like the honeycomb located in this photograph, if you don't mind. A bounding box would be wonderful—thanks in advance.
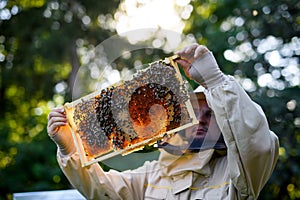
[64,56,198,167]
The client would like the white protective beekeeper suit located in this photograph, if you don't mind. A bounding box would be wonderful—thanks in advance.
[57,51,279,200]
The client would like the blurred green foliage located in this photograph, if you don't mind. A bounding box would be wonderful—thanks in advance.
[0,0,299,199]
[0,0,120,199]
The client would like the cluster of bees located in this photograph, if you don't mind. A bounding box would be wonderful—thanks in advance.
[72,60,191,158]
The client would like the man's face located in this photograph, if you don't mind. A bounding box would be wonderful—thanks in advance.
[185,97,212,143]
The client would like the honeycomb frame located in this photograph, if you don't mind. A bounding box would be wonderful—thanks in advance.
[64,55,198,167]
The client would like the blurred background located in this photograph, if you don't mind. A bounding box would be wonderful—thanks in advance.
[0,0,299,199]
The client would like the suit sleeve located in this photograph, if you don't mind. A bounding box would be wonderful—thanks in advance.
[190,53,279,199]
[57,151,147,199]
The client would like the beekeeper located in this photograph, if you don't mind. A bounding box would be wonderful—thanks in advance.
[47,44,279,199]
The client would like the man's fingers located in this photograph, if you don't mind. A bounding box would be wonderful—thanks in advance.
[47,120,67,135]
[175,44,199,63]
[48,108,66,122]
[176,59,192,79]
[176,44,210,62]
[48,108,65,119]
[194,45,209,59]
[48,116,67,127]
[47,108,67,135]
[176,59,190,68]
[47,115,67,129]
[184,44,198,54]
